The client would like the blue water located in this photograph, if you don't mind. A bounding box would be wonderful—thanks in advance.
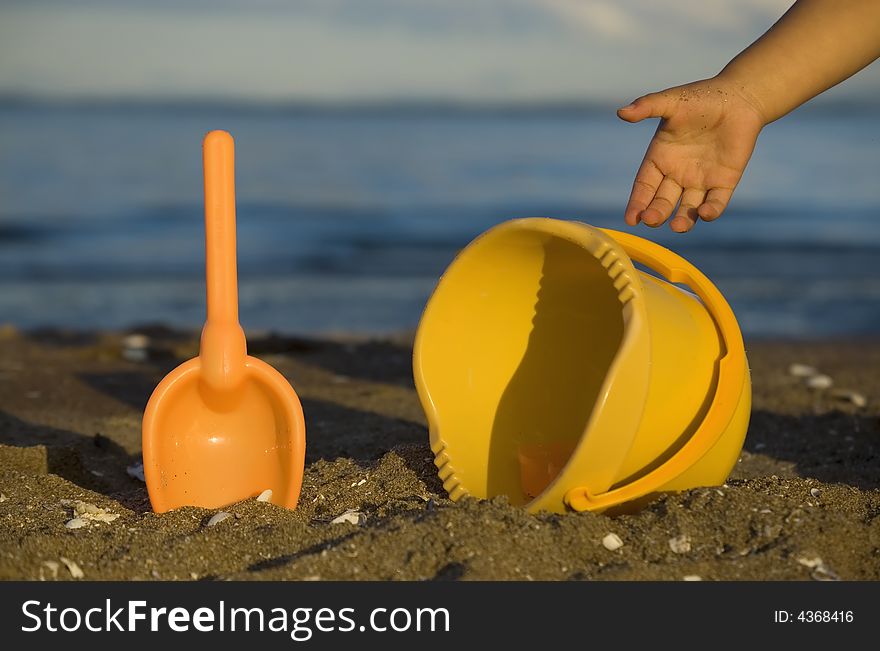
[1,102,878,337]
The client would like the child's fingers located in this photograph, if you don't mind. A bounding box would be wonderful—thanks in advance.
[617,92,672,123]
[639,176,682,228]
[670,188,707,233]
[697,188,733,221]
[624,160,663,225]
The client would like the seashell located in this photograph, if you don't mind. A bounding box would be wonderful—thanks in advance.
[669,535,692,554]
[42,560,60,579]
[830,389,867,408]
[256,489,273,502]
[59,557,84,579]
[331,510,366,526]
[206,511,232,527]
[122,334,150,350]
[126,461,146,482]
[788,363,817,377]
[805,374,833,390]
[601,533,623,551]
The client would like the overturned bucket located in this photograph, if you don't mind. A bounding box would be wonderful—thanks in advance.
[413,218,750,514]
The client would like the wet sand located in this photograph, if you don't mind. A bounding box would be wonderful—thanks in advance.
[1,325,878,580]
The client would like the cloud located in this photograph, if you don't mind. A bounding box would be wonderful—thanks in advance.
[540,1,639,39]
[534,0,794,40]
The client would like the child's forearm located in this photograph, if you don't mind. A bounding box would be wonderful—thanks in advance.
[718,0,880,124]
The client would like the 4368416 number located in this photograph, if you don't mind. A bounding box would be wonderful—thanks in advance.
[775,610,854,623]
[798,610,853,623]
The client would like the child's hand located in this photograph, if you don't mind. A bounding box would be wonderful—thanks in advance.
[618,77,765,232]
[616,0,880,233]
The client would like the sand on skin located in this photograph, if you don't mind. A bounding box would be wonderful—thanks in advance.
[0,325,878,580]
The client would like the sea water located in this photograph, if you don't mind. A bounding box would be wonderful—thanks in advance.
[0,101,878,337]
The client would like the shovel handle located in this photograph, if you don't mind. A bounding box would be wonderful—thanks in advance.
[204,130,240,324]
[200,130,247,395]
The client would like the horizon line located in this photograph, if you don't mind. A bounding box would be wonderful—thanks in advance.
[1,93,878,117]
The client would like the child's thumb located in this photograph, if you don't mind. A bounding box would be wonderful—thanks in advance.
[617,93,671,123]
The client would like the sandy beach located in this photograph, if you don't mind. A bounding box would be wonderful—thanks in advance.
[1,325,878,581]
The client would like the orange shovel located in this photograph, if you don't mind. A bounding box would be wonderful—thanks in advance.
[142,130,306,513]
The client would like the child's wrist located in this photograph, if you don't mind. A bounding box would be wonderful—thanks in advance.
[713,68,772,126]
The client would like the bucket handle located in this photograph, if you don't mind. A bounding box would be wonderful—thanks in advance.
[564,229,747,512]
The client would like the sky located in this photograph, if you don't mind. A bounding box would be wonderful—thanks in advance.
[0,0,877,103]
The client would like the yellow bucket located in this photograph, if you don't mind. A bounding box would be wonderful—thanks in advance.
[413,218,750,514]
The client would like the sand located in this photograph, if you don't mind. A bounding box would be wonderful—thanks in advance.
[1,325,878,581]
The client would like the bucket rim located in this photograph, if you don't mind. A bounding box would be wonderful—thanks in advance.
[413,217,652,508]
